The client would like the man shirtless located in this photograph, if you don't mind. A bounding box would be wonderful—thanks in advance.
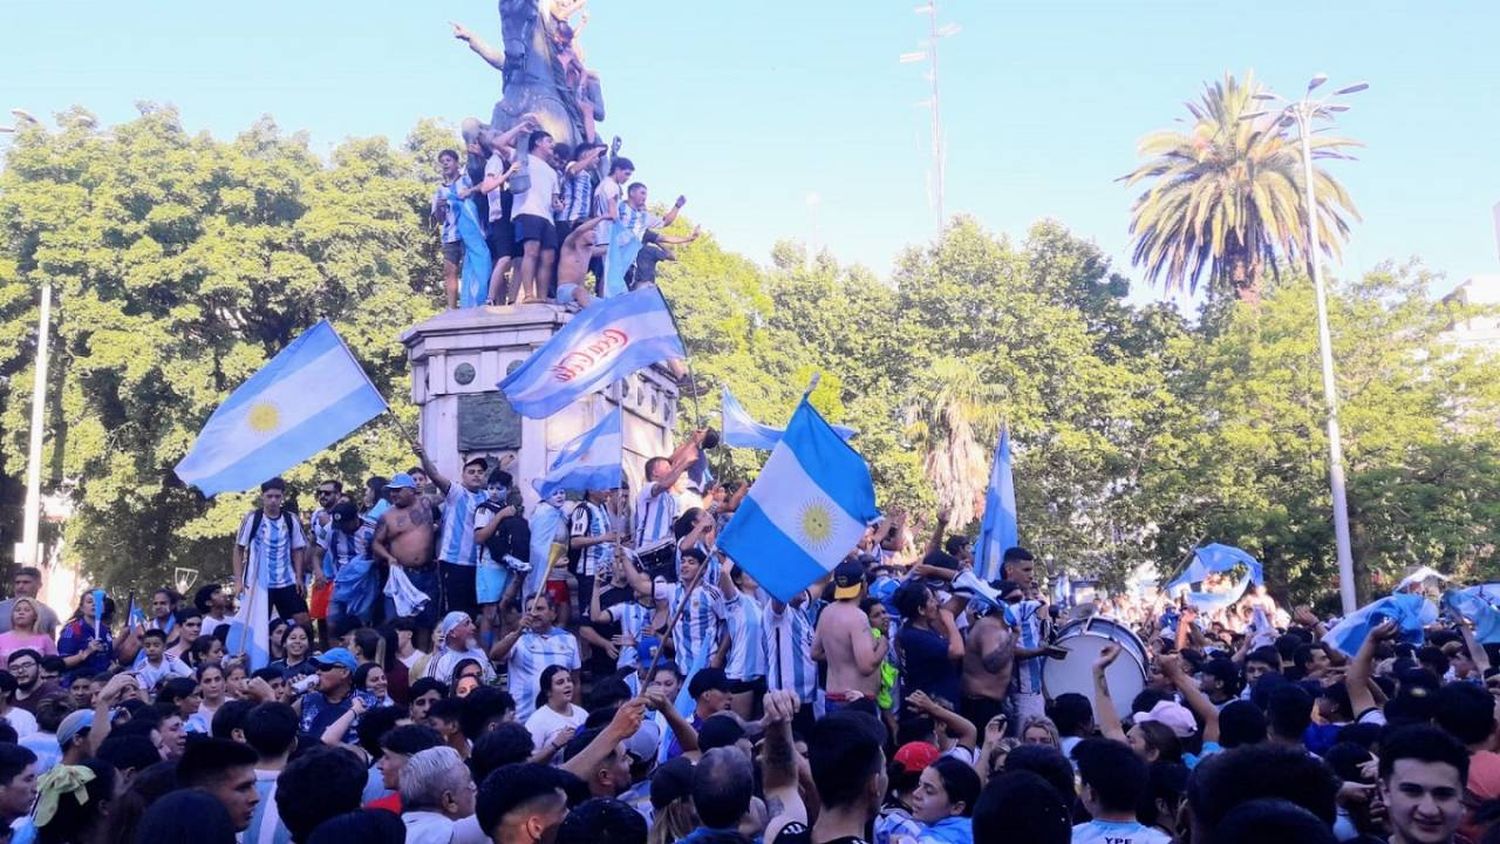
[554,215,606,309]
[372,473,439,642]
[961,580,1019,732]
[812,559,887,708]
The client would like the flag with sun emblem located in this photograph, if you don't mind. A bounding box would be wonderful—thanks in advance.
[175,320,388,496]
[717,396,879,603]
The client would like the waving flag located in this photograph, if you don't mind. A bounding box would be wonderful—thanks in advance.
[499,287,685,419]
[536,407,623,497]
[1444,587,1500,645]
[601,220,643,299]
[718,397,879,603]
[720,386,855,451]
[1325,593,1431,656]
[974,428,1019,582]
[1167,544,1265,594]
[175,321,388,496]
[224,581,271,670]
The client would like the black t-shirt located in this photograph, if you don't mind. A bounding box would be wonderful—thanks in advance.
[585,584,634,676]
[770,822,868,844]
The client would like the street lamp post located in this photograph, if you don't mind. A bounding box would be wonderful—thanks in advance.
[19,282,51,568]
[1245,76,1368,615]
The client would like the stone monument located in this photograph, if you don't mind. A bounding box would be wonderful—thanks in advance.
[401,304,679,510]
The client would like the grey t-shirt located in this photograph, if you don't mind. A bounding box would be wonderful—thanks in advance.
[0,599,59,637]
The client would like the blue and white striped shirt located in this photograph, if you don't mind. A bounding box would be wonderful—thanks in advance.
[616,201,662,240]
[1011,599,1045,695]
[556,170,595,223]
[236,511,307,589]
[724,591,767,681]
[322,527,359,578]
[764,600,818,704]
[438,484,490,566]
[507,627,581,721]
[634,487,679,553]
[671,582,724,675]
[605,600,657,670]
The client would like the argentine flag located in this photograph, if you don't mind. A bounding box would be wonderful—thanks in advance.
[1444,587,1500,645]
[1166,544,1264,594]
[974,428,1018,582]
[174,321,387,496]
[601,219,643,299]
[535,406,623,497]
[499,286,685,419]
[718,396,879,603]
[721,386,856,451]
[1324,593,1431,656]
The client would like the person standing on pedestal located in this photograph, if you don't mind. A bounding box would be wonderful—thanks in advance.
[511,131,562,304]
[633,431,705,582]
[414,444,490,622]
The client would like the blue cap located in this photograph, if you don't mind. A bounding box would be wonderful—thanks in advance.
[636,635,662,666]
[313,647,359,672]
[386,473,417,491]
[57,709,94,749]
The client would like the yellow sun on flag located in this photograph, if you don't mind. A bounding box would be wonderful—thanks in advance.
[800,501,833,548]
[247,401,281,434]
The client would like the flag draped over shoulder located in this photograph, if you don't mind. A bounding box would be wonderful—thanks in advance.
[717,397,879,603]
[174,321,388,496]
[535,407,623,498]
[720,386,856,451]
[974,428,1018,583]
[498,287,685,419]
[1324,593,1432,656]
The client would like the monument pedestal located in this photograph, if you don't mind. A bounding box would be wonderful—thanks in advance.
[401,304,679,509]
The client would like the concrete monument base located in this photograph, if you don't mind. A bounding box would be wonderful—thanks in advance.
[401,304,680,510]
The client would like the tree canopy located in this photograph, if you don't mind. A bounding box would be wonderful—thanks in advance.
[1,106,1496,605]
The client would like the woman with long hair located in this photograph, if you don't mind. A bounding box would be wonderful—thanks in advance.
[195,661,229,729]
[524,664,587,758]
[353,663,396,708]
[909,756,981,844]
[57,593,114,682]
[1019,715,1062,750]
[187,634,226,669]
[272,623,317,679]
[0,598,56,662]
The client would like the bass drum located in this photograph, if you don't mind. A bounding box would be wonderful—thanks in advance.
[1041,616,1148,719]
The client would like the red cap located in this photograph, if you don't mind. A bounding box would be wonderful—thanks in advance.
[893,741,942,774]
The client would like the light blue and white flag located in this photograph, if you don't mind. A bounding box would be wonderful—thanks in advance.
[1324,593,1431,656]
[1443,588,1500,645]
[717,396,879,603]
[523,500,571,602]
[223,579,271,671]
[720,386,855,451]
[536,407,623,498]
[499,287,685,419]
[601,220,643,299]
[1166,543,1265,594]
[1182,574,1253,614]
[975,428,1019,582]
[174,321,388,496]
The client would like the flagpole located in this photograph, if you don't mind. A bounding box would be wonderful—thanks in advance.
[652,287,704,427]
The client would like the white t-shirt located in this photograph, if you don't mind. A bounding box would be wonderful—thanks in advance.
[592,179,622,244]
[525,703,588,753]
[1071,820,1171,844]
[512,153,559,219]
[484,152,510,223]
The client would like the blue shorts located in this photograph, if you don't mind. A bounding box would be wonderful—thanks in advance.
[556,283,579,304]
[477,560,511,605]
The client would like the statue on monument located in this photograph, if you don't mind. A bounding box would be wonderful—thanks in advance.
[451,0,605,149]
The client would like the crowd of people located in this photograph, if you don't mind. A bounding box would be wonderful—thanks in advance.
[0,425,1493,844]
[429,115,699,312]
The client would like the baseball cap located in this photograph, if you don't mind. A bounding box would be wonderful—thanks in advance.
[687,667,731,700]
[386,473,417,490]
[635,635,662,667]
[57,709,95,750]
[330,501,359,522]
[1136,700,1198,738]
[892,741,941,774]
[697,714,746,751]
[313,647,359,672]
[833,559,866,600]
[624,718,662,768]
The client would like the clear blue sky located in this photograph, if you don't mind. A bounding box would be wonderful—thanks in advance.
[4,1,1498,302]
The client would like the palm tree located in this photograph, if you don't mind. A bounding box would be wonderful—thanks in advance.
[905,357,1004,529]
[1120,71,1361,303]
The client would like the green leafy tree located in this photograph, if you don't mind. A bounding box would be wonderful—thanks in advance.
[1121,71,1361,303]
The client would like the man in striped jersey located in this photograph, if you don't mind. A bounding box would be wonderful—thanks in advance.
[633,430,705,582]
[765,588,820,735]
[1002,546,1050,727]
[232,477,310,627]
[415,444,493,619]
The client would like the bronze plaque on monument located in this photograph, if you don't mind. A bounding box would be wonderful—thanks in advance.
[457,392,522,452]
